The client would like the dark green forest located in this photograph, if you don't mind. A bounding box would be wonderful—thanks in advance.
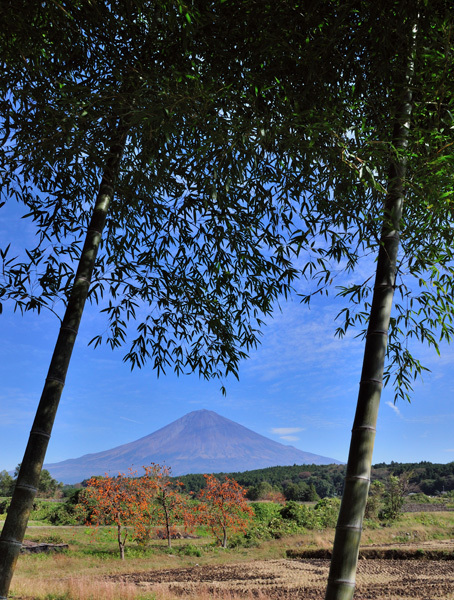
[3,461,453,502]
[176,462,454,500]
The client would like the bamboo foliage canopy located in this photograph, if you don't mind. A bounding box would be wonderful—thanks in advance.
[0,0,453,393]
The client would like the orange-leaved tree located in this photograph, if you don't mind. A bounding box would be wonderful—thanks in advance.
[142,464,192,548]
[197,474,253,548]
[77,470,148,560]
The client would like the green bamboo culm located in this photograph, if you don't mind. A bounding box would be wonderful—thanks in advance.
[324,23,418,600]
[0,127,127,599]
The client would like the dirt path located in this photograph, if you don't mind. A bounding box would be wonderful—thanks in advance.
[112,553,454,599]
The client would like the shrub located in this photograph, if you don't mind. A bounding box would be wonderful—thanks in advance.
[30,500,79,525]
[178,543,202,557]
[280,501,320,529]
[0,499,11,514]
[250,502,281,523]
[314,498,341,528]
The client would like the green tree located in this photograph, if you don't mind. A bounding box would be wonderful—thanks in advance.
[364,481,385,521]
[37,469,62,498]
[0,472,13,497]
[2,2,454,598]
[10,465,61,498]
[2,2,369,592]
[1,2,329,592]
[381,473,412,521]
[325,4,454,598]
[326,18,418,600]
[247,481,275,501]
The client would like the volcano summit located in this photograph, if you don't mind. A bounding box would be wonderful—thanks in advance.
[45,409,341,483]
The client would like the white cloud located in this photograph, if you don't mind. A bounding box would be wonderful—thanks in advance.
[242,296,365,391]
[272,427,304,435]
[280,435,299,442]
[385,401,402,417]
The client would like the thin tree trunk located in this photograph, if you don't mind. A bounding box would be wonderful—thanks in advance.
[324,26,417,600]
[0,126,127,598]
[118,523,126,560]
[164,504,172,548]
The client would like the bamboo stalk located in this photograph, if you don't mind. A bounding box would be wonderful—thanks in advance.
[0,126,127,599]
[324,23,417,600]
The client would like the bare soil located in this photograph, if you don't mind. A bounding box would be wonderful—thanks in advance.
[112,540,454,599]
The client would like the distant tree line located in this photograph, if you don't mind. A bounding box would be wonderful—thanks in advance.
[175,461,454,500]
[0,465,61,498]
[3,461,453,502]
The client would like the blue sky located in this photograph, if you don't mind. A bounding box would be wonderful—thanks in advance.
[2,202,454,474]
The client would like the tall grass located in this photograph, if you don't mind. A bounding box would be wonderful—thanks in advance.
[12,577,271,600]
[9,510,454,599]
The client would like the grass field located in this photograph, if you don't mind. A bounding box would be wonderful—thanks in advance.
[7,509,454,600]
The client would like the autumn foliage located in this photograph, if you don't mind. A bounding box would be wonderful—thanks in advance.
[78,469,149,559]
[196,474,253,548]
[78,466,252,556]
[141,464,192,548]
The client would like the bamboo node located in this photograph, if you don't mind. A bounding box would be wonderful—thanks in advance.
[345,475,370,482]
[88,227,103,236]
[328,577,356,587]
[366,329,388,336]
[354,425,376,431]
[30,428,51,440]
[46,376,65,386]
[336,524,363,531]
[373,283,396,290]
[0,538,23,547]
[360,378,383,385]
[14,483,38,493]
[60,323,79,334]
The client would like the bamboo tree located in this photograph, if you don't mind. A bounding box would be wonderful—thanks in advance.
[324,21,418,600]
[0,126,127,597]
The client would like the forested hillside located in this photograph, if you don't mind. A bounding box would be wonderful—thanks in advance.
[176,462,454,499]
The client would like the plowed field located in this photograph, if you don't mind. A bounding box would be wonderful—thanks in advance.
[112,543,454,599]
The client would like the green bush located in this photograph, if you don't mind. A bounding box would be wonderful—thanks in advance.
[279,498,341,530]
[178,543,202,557]
[280,501,321,529]
[230,517,301,548]
[30,500,80,525]
[250,502,281,523]
[314,498,341,528]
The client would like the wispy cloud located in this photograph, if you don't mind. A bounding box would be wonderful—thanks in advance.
[272,426,306,443]
[385,401,402,417]
[120,416,142,424]
[443,449,454,453]
[272,427,304,435]
[243,299,364,387]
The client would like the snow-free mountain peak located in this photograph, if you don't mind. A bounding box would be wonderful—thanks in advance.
[45,409,342,483]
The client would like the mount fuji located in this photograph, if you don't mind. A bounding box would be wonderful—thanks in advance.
[45,409,342,483]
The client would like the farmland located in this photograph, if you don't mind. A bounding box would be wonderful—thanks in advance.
[7,505,454,600]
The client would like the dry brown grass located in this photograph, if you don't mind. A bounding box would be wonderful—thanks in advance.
[9,511,454,600]
[12,576,272,600]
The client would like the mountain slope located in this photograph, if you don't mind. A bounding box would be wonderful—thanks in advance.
[45,409,342,483]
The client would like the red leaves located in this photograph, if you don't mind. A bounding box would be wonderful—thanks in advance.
[77,466,252,554]
[196,474,253,548]
[77,469,147,559]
